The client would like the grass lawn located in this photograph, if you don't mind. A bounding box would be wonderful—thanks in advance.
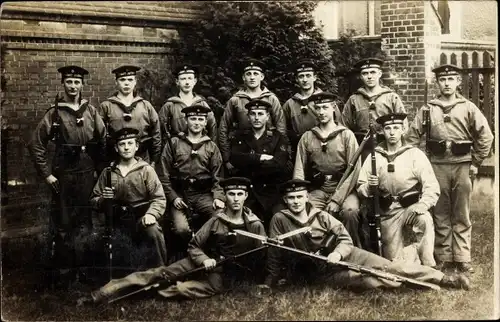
[1,186,497,321]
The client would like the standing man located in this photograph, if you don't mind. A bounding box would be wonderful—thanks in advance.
[219,58,286,175]
[405,64,494,273]
[293,92,363,247]
[263,179,470,291]
[158,64,218,146]
[342,58,407,161]
[90,177,267,303]
[229,99,290,226]
[28,65,107,285]
[357,113,440,267]
[157,105,225,249]
[98,65,161,166]
[90,127,167,267]
[282,60,343,160]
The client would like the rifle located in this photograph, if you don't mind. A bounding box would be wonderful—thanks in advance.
[422,80,431,154]
[48,93,61,288]
[104,167,114,281]
[106,226,311,304]
[368,111,383,257]
[233,229,441,291]
[49,93,61,142]
[334,132,371,193]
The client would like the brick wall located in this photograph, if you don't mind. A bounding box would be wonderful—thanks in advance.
[379,0,442,119]
[0,2,203,209]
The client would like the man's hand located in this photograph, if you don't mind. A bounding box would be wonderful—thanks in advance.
[260,154,274,161]
[173,198,188,210]
[368,174,379,187]
[226,162,235,173]
[102,187,115,199]
[213,198,225,210]
[141,214,157,226]
[327,251,342,264]
[202,258,217,271]
[325,201,340,214]
[407,202,428,215]
[469,164,478,180]
[45,175,59,193]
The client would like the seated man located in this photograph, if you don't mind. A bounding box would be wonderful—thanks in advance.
[157,105,225,251]
[229,99,290,226]
[263,179,470,291]
[357,113,439,267]
[90,177,266,303]
[90,127,167,267]
[293,92,363,247]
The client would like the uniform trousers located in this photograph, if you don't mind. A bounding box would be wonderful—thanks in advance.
[282,247,444,290]
[380,207,436,267]
[170,191,216,240]
[97,257,224,300]
[431,162,473,263]
[51,169,95,270]
[308,190,362,247]
[112,214,168,268]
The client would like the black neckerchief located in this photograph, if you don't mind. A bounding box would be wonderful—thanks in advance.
[375,144,414,172]
[310,127,346,152]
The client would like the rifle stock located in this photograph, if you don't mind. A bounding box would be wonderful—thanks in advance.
[104,168,114,281]
[368,112,383,257]
[422,80,431,154]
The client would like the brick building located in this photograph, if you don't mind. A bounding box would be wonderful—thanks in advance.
[0,1,497,234]
[1,2,203,214]
[316,0,496,116]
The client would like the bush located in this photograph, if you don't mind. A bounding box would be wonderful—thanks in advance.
[169,1,337,104]
[138,2,386,112]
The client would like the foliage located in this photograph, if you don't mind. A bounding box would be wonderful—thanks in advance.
[168,1,337,104]
[136,2,386,112]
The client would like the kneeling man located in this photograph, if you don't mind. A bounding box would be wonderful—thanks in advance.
[357,113,440,266]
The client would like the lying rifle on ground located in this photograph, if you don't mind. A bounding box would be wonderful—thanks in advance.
[105,226,312,304]
[233,229,441,291]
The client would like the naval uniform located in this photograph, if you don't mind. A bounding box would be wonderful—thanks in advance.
[406,92,493,264]
[29,97,107,272]
[93,207,266,300]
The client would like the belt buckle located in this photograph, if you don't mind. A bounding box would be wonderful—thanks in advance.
[325,175,332,181]
[445,141,452,151]
[81,145,86,152]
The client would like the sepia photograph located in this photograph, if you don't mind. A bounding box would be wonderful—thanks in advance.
[0,1,498,320]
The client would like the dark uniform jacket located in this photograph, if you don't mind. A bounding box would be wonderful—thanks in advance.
[99,95,162,164]
[218,88,286,163]
[230,128,290,206]
[157,134,224,203]
[29,99,107,178]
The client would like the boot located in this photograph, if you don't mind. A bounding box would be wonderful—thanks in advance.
[440,273,471,290]
[455,262,474,274]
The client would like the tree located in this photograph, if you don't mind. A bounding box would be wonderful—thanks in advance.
[169,1,337,104]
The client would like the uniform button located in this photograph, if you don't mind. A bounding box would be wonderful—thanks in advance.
[263,149,267,152]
